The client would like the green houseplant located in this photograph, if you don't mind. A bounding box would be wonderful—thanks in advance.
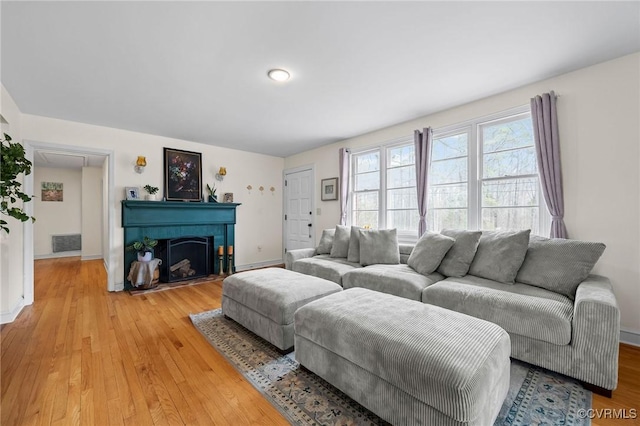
[1,133,35,233]
[206,183,217,203]
[126,236,158,262]
[143,184,160,201]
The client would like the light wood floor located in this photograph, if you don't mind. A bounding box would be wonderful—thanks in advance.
[1,258,639,425]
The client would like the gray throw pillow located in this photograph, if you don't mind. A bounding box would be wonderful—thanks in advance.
[516,235,606,300]
[347,226,362,263]
[316,229,335,254]
[468,230,531,284]
[407,232,455,276]
[330,225,350,258]
[358,229,400,266]
[437,229,482,277]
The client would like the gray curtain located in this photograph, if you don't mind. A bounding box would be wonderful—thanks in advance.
[531,91,568,239]
[414,127,432,237]
[339,148,351,225]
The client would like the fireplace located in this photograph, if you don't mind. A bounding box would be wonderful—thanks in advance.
[157,236,213,282]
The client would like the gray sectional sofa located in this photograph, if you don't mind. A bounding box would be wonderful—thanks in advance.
[285,225,620,394]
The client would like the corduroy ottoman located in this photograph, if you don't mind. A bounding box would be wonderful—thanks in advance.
[222,268,342,352]
[294,288,511,426]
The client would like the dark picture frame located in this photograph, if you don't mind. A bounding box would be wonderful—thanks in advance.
[321,177,339,201]
[164,148,203,201]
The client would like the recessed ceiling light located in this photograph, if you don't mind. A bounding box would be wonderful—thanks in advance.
[267,69,290,82]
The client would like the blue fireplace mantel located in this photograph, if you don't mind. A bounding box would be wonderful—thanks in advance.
[121,200,241,288]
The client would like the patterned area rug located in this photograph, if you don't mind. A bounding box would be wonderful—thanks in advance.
[190,309,591,425]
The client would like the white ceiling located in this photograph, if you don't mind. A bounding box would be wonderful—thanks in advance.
[34,150,105,169]
[2,1,639,158]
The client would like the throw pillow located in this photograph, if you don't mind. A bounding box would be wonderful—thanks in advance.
[358,229,400,266]
[330,225,350,258]
[468,229,531,284]
[437,229,482,277]
[516,235,606,300]
[407,232,455,276]
[316,229,335,254]
[347,226,362,263]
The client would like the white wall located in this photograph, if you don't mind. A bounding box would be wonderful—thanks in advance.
[0,86,26,320]
[102,158,109,269]
[81,166,103,259]
[33,167,82,257]
[19,113,284,290]
[285,53,640,335]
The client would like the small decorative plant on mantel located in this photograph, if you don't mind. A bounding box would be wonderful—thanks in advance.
[1,133,35,233]
[206,183,217,203]
[126,236,158,262]
[143,185,160,201]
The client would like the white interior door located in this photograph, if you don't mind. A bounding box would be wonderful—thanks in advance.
[284,168,314,252]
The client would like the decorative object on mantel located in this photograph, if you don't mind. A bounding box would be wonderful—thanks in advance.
[223,192,234,203]
[143,184,159,201]
[126,236,158,262]
[125,186,140,200]
[321,177,339,201]
[164,147,202,201]
[206,183,218,202]
[215,166,227,181]
[134,156,147,174]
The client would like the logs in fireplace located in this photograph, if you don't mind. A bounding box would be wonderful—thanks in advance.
[156,236,213,282]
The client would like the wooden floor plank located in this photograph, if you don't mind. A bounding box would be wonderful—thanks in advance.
[1,257,638,426]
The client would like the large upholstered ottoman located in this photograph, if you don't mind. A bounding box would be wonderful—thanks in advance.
[294,288,511,426]
[221,268,342,352]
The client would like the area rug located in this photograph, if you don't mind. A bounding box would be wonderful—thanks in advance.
[190,309,591,425]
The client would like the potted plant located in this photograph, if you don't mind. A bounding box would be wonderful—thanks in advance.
[206,183,217,203]
[1,133,35,233]
[126,236,158,262]
[143,185,160,201]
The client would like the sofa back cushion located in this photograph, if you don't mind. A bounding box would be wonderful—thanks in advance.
[408,232,455,276]
[437,229,482,277]
[330,225,351,258]
[316,229,335,254]
[347,226,363,263]
[468,230,531,284]
[516,235,606,299]
[358,228,400,266]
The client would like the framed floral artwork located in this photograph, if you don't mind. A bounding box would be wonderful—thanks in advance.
[164,148,202,201]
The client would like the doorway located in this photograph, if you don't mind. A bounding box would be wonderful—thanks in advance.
[283,165,315,253]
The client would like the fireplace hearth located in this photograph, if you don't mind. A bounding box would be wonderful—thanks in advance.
[157,236,213,282]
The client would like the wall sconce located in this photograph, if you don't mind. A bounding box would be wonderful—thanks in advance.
[134,156,147,174]
[216,166,227,181]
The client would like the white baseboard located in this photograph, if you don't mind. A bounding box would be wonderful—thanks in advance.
[236,259,284,272]
[34,251,81,260]
[114,281,125,292]
[0,297,25,324]
[81,254,103,261]
[620,328,640,347]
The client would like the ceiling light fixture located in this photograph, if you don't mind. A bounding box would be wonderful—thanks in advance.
[267,69,290,82]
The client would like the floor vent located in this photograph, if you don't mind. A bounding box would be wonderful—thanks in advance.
[52,234,82,253]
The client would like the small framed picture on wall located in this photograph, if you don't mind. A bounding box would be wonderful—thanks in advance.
[125,187,140,200]
[321,177,338,201]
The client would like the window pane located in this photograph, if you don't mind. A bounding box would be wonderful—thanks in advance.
[482,207,539,234]
[427,208,467,232]
[355,171,380,191]
[482,177,539,207]
[354,192,378,211]
[482,116,534,153]
[387,165,416,189]
[432,134,468,160]
[388,145,414,167]
[429,183,467,208]
[387,209,419,232]
[355,152,379,173]
[483,147,537,178]
[355,211,378,229]
[387,188,417,209]
[430,157,467,185]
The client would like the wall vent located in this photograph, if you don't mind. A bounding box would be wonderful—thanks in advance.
[52,234,82,253]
